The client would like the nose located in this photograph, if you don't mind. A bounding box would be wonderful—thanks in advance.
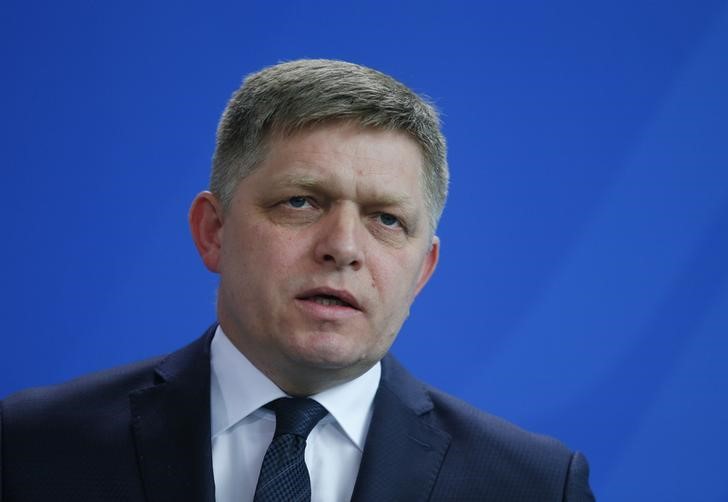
[313,204,365,271]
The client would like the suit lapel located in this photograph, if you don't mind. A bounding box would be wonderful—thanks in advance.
[129,327,216,502]
[351,355,451,502]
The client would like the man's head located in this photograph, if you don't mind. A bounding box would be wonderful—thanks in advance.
[210,59,448,231]
[190,60,448,395]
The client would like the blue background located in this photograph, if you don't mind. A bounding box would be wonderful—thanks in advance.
[2,1,727,500]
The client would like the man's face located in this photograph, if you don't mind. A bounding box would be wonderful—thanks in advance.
[195,121,439,392]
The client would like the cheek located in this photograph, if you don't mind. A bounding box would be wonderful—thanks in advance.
[221,225,274,288]
[246,223,312,280]
[371,252,423,313]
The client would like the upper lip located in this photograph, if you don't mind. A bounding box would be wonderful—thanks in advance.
[296,287,363,311]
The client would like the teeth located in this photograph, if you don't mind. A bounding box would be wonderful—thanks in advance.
[312,296,347,306]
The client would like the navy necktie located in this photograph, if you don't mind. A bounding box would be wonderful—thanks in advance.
[253,397,328,502]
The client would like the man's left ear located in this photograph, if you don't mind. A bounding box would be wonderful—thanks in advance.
[413,236,440,297]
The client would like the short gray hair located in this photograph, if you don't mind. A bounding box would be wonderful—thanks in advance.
[211,59,449,230]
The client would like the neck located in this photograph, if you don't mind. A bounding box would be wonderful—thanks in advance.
[219,325,371,397]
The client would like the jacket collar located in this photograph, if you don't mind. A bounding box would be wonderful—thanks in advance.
[127,326,451,502]
[351,354,452,502]
[129,325,217,502]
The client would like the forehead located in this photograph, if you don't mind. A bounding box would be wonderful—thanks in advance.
[255,122,426,202]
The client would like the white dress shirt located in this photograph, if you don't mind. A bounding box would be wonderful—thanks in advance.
[210,326,381,502]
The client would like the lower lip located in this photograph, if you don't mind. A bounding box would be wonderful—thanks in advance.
[295,298,362,320]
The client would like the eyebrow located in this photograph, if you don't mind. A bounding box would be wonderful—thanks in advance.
[275,173,321,190]
[273,172,417,210]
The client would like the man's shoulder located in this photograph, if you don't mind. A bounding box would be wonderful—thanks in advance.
[422,385,594,500]
[2,328,213,426]
[425,382,573,461]
[0,353,165,499]
[375,354,593,500]
[380,353,573,459]
[362,355,593,501]
[2,354,162,419]
[0,330,216,500]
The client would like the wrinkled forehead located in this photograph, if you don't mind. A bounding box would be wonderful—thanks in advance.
[237,122,428,229]
[258,120,427,184]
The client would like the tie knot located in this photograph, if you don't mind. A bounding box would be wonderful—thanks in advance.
[266,397,328,439]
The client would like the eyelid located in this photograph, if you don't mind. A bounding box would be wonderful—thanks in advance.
[377,212,408,232]
[280,196,411,233]
[285,195,317,208]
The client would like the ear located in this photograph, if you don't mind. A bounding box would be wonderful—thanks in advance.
[189,191,225,273]
[413,235,440,297]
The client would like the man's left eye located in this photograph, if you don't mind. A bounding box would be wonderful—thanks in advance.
[378,213,401,227]
[287,196,310,208]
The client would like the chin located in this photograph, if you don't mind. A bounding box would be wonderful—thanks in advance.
[288,336,374,372]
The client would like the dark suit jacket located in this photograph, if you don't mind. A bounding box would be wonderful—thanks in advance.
[1,325,594,501]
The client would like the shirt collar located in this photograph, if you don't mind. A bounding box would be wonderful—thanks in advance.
[210,325,381,451]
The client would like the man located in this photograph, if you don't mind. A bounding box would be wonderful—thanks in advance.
[1,59,595,501]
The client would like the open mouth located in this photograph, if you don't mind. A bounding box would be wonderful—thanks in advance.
[307,294,352,307]
[296,288,362,311]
